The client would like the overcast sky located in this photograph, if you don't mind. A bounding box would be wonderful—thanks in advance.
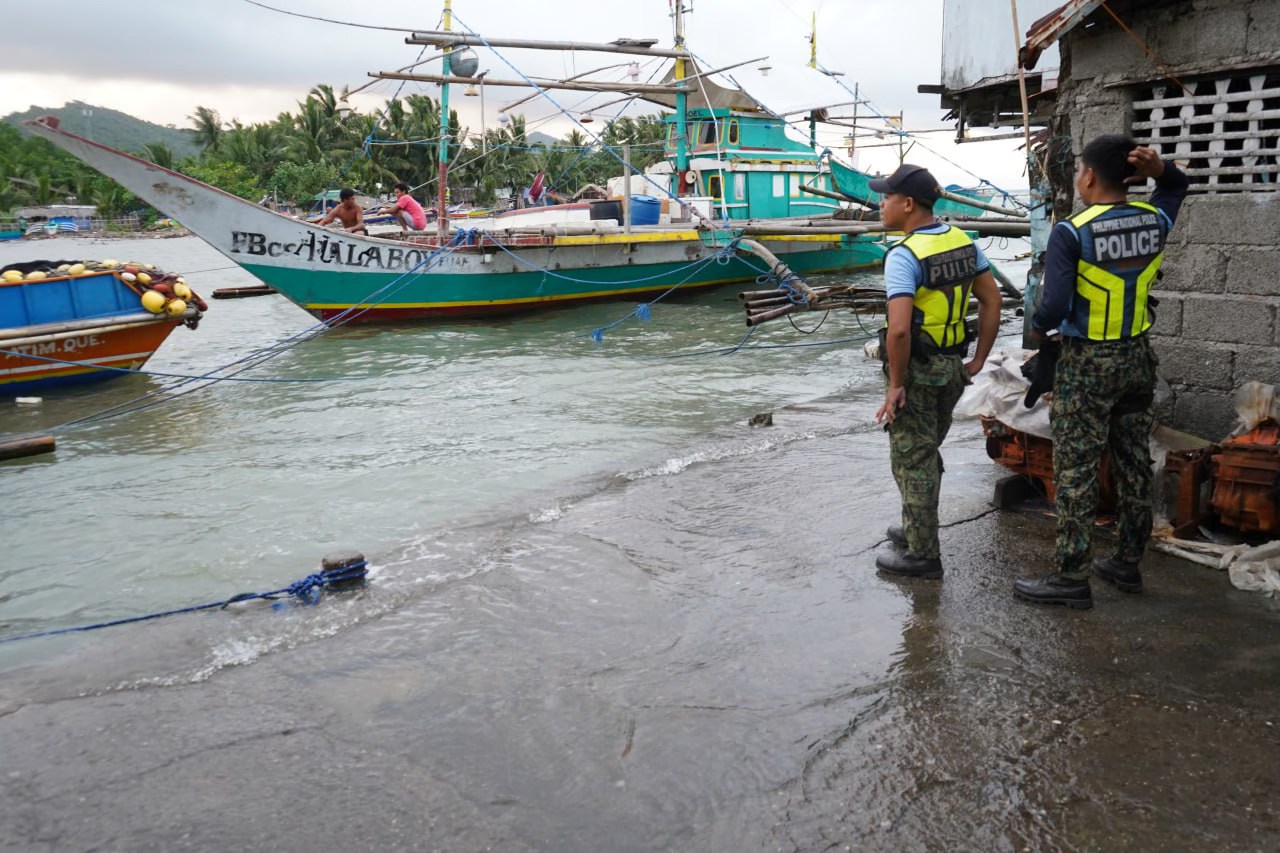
[0,0,1032,190]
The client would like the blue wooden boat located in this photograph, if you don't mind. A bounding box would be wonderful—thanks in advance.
[0,260,205,394]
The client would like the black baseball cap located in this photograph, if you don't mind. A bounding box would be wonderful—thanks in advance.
[868,164,941,205]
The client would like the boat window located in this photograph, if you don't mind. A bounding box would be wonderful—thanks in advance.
[734,173,746,200]
[773,174,785,197]
[726,120,740,146]
[707,174,723,200]
[702,120,719,145]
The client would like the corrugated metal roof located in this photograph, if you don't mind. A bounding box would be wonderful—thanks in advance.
[1020,0,1105,70]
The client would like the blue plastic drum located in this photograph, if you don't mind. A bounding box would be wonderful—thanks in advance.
[630,195,661,225]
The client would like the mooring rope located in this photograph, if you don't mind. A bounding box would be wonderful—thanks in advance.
[0,561,368,645]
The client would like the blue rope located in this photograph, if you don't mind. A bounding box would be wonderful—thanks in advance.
[585,238,745,342]
[0,350,360,383]
[0,562,369,645]
[55,235,467,432]
[452,11,680,204]
[325,16,439,193]
[810,61,1029,211]
[477,229,726,285]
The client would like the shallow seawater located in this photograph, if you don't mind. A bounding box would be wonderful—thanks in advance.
[24,235,1274,853]
[0,233,1028,688]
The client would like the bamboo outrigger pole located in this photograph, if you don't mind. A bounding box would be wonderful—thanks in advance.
[370,72,685,96]
[407,33,692,59]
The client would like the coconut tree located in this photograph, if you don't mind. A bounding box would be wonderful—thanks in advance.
[188,105,224,154]
[140,142,175,170]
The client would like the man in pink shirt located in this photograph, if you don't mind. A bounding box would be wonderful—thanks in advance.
[381,182,427,233]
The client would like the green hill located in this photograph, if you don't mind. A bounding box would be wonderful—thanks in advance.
[2,101,201,159]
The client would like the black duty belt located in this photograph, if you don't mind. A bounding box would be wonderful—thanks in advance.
[1062,333,1149,347]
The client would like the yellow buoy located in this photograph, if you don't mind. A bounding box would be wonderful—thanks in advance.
[2,270,22,282]
[165,298,188,316]
[25,270,47,281]
[137,272,152,286]
[57,264,70,272]
[173,283,192,300]
[67,263,86,276]
[141,290,166,313]
[100,259,119,269]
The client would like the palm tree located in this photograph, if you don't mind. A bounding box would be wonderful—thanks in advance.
[288,97,339,165]
[140,142,175,170]
[309,84,339,120]
[188,106,224,154]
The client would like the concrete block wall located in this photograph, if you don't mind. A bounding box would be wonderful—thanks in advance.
[1150,197,1280,439]
[1051,0,1280,439]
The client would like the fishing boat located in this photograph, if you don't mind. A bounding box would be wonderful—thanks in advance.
[22,3,1015,325]
[0,260,206,394]
[23,117,885,324]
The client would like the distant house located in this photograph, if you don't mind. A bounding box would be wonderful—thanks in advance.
[17,204,98,233]
[17,204,97,222]
[311,189,376,212]
[926,0,1280,439]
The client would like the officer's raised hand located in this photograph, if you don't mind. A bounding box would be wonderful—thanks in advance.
[1125,147,1166,183]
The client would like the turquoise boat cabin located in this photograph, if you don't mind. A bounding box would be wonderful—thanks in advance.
[662,108,840,221]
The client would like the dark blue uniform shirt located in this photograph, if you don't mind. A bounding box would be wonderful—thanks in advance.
[1032,162,1190,336]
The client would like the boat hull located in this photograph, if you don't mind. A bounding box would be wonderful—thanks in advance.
[239,236,884,321]
[0,263,200,394]
[24,118,887,324]
[0,314,185,393]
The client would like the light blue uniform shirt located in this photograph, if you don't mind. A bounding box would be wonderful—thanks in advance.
[884,223,990,300]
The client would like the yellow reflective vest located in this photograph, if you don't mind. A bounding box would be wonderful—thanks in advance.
[894,226,978,350]
[1067,201,1166,341]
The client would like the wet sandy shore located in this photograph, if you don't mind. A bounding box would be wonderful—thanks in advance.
[2,412,1277,852]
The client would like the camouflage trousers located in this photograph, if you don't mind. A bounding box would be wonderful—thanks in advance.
[887,355,967,559]
[1051,335,1158,579]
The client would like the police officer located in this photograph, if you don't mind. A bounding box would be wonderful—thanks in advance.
[1015,135,1189,609]
[873,164,1002,579]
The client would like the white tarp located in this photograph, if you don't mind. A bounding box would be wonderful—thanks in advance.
[1149,534,1280,598]
[954,347,1053,438]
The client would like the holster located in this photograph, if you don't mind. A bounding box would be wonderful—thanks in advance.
[878,326,968,365]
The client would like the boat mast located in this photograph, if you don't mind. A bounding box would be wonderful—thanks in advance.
[673,1,689,190]
[437,0,453,243]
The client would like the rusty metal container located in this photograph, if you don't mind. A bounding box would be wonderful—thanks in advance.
[979,416,1116,509]
[1209,421,1280,534]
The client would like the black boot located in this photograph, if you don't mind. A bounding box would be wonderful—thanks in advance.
[886,525,907,548]
[876,551,943,579]
[1093,557,1143,593]
[1013,572,1093,609]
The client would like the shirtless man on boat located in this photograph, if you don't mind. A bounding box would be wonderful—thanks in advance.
[315,188,368,235]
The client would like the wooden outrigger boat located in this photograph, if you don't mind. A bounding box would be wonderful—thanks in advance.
[21,123,887,324]
[0,260,205,394]
[23,2,1024,327]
